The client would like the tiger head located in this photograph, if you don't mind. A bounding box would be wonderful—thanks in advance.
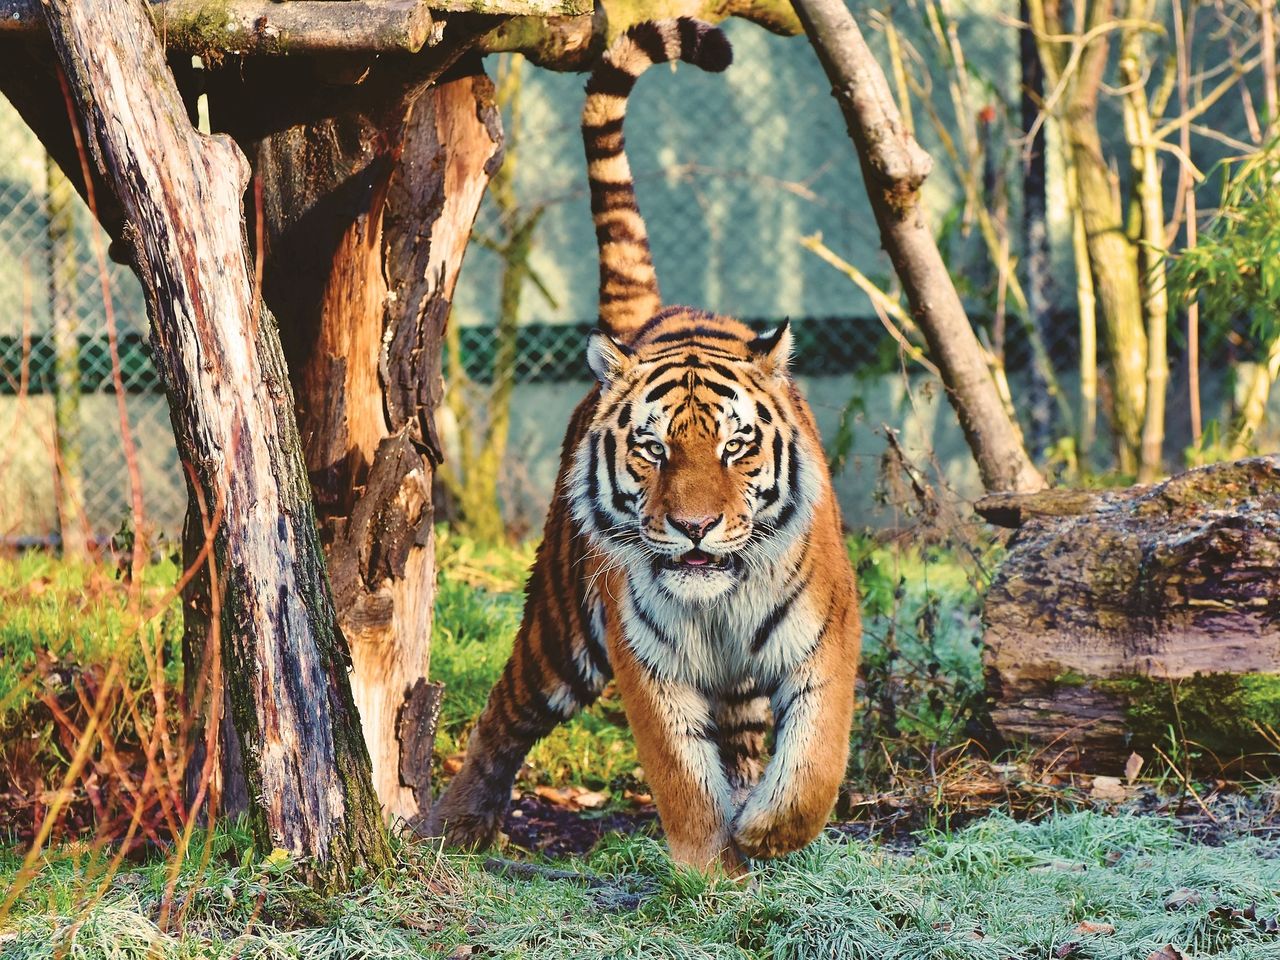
[569,312,824,604]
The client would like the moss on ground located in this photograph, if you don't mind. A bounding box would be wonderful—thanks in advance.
[1097,672,1280,763]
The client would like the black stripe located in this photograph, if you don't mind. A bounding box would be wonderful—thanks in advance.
[677,17,702,62]
[616,401,631,428]
[721,719,770,737]
[596,219,644,245]
[629,594,674,648]
[644,377,681,403]
[602,431,635,513]
[759,432,784,507]
[583,117,625,140]
[585,62,637,97]
[751,584,802,654]
[628,20,669,65]
[592,183,640,213]
[585,139,624,162]
[756,401,772,424]
[705,378,738,400]
[515,644,557,727]
[651,325,741,344]
[773,439,802,528]
[535,580,595,710]
[721,683,760,706]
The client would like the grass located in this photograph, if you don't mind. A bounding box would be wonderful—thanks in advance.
[3,531,1278,958]
[3,812,1279,958]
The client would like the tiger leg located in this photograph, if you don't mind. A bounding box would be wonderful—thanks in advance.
[732,601,859,860]
[610,643,744,875]
[426,529,609,848]
[715,684,770,806]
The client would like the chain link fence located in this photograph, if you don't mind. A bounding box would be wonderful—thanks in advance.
[7,11,1258,543]
[0,99,184,547]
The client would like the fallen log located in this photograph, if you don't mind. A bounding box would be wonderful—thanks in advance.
[979,456,1280,772]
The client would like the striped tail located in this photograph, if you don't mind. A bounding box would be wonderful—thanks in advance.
[583,19,732,340]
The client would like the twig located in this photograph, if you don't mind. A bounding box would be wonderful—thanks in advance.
[1151,743,1219,824]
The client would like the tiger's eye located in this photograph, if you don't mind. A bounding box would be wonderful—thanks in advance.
[724,438,744,456]
[643,440,666,460]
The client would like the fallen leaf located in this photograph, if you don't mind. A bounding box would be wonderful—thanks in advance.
[1090,775,1128,802]
[574,789,608,810]
[1208,903,1280,933]
[1055,944,1080,958]
[534,785,573,806]
[1074,921,1115,935]
[449,946,473,958]
[443,754,464,775]
[624,789,653,806]
[1125,751,1144,783]
[1145,946,1188,960]
[1164,888,1202,911]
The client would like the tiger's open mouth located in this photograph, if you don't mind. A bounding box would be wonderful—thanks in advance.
[660,548,737,573]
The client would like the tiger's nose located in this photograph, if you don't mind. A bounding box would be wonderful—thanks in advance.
[669,514,721,544]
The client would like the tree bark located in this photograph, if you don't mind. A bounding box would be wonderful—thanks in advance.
[979,457,1280,772]
[1019,0,1054,461]
[791,0,1045,494]
[203,49,502,824]
[1,0,590,52]
[1060,0,1149,475]
[40,0,390,886]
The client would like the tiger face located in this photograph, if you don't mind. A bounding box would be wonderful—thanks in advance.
[570,314,822,604]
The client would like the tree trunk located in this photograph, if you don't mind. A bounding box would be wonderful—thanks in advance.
[40,0,390,886]
[791,0,1045,494]
[978,456,1280,772]
[1060,0,1149,475]
[1019,0,1054,461]
[202,49,502,824]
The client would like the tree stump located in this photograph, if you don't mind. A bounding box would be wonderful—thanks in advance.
[202,46,501,824]
[979,456,1280,772]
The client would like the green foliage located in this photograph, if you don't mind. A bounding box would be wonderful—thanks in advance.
[1169,140,1280,349]
[0,552,181,723]
[848,536,988,781]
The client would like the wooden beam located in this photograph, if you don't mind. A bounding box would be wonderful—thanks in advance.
[479,1,803,70]
[1,0,589,54]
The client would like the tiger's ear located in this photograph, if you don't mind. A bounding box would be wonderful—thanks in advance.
[749,319,793,378]
[586,329,633,386]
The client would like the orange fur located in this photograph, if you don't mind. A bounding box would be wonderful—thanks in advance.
[426,20,860,872]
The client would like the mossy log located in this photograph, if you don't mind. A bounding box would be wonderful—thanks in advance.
[978,456,1280,771]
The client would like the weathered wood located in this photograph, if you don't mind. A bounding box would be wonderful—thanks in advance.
[478,0,803,69]
[1,0,589,52]
[982,456,1280,771]
[40,0,390,885]
[202,54,501,823]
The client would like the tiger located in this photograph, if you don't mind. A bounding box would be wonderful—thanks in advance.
[426,17,861,874]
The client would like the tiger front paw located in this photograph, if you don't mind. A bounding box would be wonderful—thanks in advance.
[731,792,825,860]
